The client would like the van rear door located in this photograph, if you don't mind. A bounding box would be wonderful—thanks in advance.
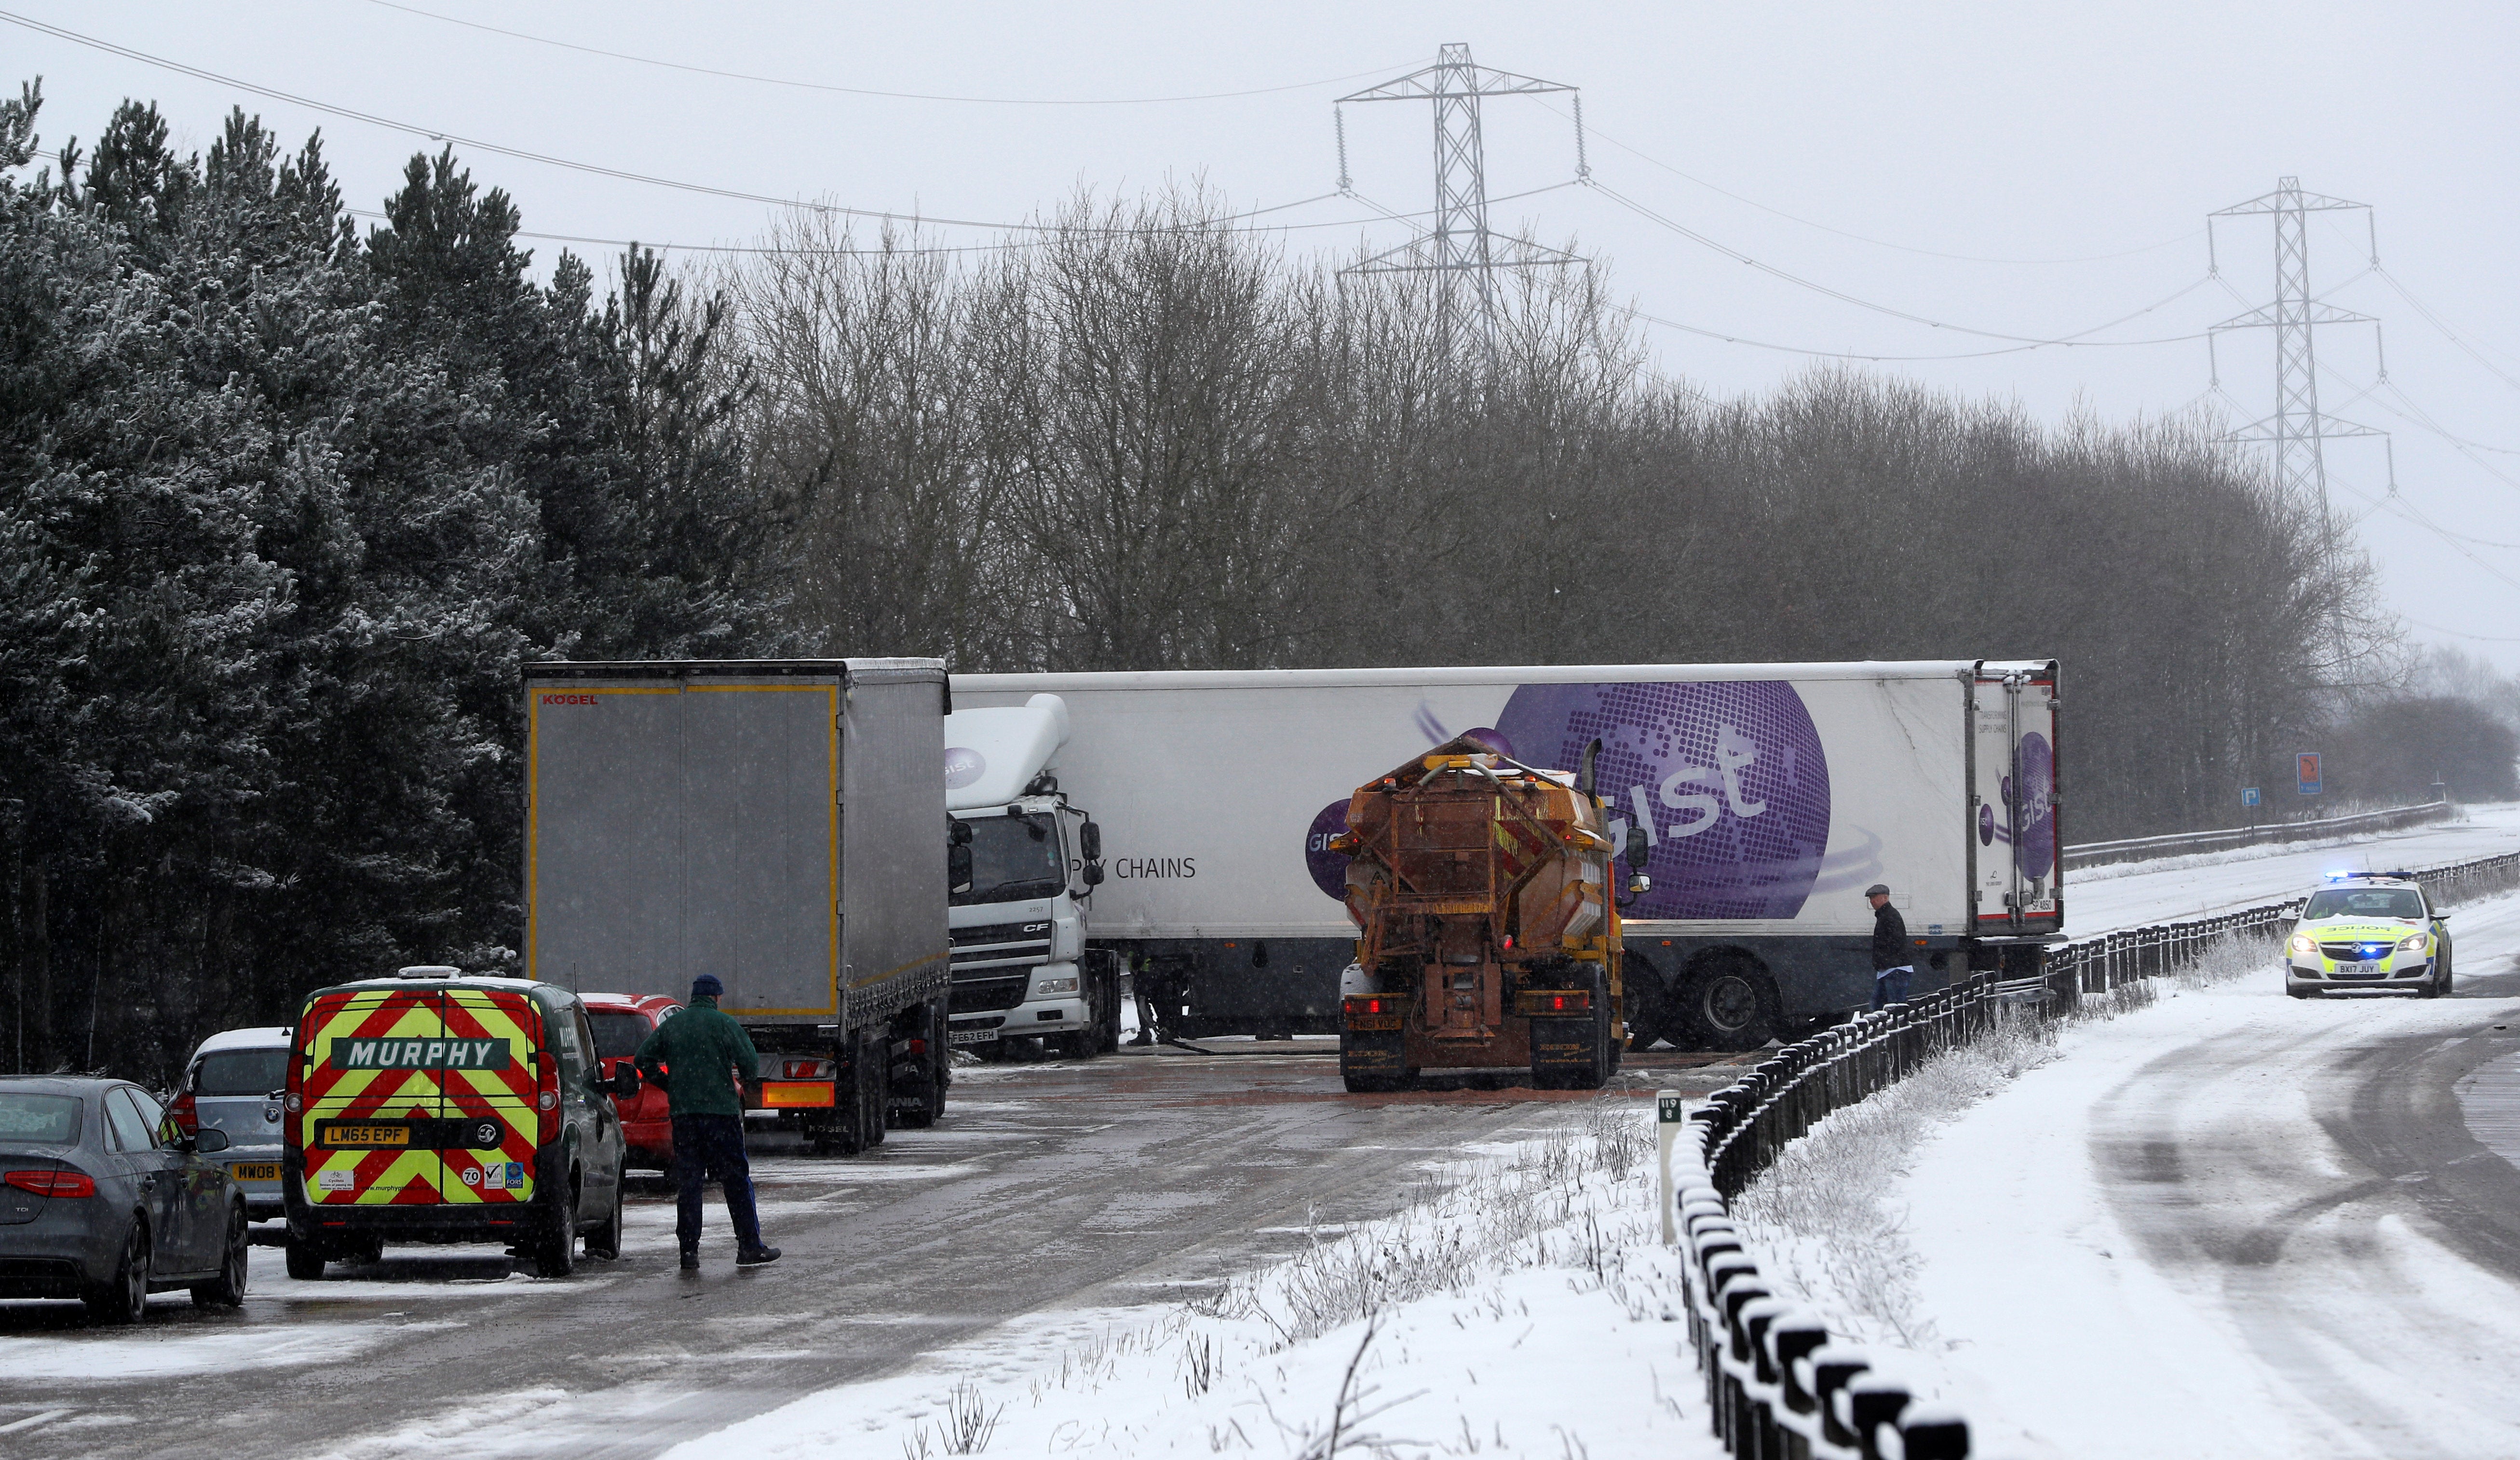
[298,988,449,1206]
[436,987,542,1206]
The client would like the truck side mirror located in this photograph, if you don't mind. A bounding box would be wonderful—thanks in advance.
[948,842,974,895]
[1624,824,1651,871]
[1082,861,1104,888]
[1079,820,1102,861]
[1576,738,1602,801]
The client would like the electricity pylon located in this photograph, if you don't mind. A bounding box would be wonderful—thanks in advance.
[1335,43,1586,357]
[2208,177,2390,546]
[2208,177,2394,666]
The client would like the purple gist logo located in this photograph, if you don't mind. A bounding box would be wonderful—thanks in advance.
[1304,800,1352,900]
[943,746,986,791]
[1493,681,1831,920]
[2016,732,2056,875]
[1978,803,1995,846]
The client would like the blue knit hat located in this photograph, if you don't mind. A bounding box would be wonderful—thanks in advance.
[691,973,725,999]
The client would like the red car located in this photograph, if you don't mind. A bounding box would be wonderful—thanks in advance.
[581,993,683,1171]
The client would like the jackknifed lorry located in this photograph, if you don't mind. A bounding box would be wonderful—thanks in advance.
[949,661,2062,1049]
[523,659,960,1152]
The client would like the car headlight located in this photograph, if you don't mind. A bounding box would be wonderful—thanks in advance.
[1033,976,1079,995]
[2288,934,2317,956]
[2399,933,2429,952]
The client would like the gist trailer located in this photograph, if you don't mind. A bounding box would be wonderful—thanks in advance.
[950,662,2060,1048]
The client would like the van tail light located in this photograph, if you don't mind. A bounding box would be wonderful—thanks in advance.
[283,1037,309,1150]
[5,1169,95,1199]
[169,1091,200,1136]
[535,1046,560,1140]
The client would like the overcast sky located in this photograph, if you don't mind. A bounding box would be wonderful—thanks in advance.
[10,1,2517,671]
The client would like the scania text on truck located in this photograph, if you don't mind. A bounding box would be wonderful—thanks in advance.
[940,694,1123,1056]
[948,661,2062,1048]
[524,659,958,1152]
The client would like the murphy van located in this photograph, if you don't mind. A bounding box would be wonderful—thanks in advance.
[282,968,632,1279]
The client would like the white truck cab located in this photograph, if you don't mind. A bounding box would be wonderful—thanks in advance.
[945,695,1121,1055]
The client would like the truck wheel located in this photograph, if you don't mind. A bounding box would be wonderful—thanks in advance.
[862,1030,889,1149]
[1682,956,1777,1052]
[1623,957,1667,1051]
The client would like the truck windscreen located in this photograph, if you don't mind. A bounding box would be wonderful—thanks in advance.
[956,813,1064,906]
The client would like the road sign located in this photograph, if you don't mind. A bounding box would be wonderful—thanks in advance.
[2242,787,2261,808]
[2296,753,2322,796]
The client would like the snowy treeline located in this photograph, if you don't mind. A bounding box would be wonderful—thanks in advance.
[0,86,778,1075]
[0,82,2441,1077]
[736,200,2383,840]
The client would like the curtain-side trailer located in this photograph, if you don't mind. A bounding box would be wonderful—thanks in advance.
[950,661,2061,1048]
[524,659,956,1152]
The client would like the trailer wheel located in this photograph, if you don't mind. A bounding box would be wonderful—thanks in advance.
[1681,955,1777,1052]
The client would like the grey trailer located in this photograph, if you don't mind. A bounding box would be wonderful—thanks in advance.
[524,659,954,1152]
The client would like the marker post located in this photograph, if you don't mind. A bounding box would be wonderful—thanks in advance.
[1657,1088,1685,1244]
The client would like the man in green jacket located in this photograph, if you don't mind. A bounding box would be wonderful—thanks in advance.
[634,974,780,1270]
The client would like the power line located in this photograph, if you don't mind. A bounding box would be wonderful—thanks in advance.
[1628,306,2203,362]
[1531,98,2202,267]
[2372,267,2520,395]
[2398,613,2520,644]
[0,11,1410,239]
[1591,178,2215,354]
[358,0,1415,107]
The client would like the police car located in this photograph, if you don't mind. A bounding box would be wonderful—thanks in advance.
[2285,872,2453,999]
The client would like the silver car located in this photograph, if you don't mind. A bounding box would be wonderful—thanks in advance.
[174,1027,290,1219]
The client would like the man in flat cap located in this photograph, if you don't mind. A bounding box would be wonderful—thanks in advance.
[1866,884,1913,1011]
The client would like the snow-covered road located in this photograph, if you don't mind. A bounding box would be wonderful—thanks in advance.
[2070,801,2520,933]
[1900,879,2520,1457]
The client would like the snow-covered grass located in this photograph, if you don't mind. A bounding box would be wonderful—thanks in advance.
[2069,803,2479,885]
[666,1099,1725,1460]
[1723,933,2278,1387]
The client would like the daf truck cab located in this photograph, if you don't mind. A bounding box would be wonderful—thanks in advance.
[945,695,1123,1057]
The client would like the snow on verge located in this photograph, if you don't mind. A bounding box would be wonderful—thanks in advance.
[664,1102,1729,1460]
[1718,934,2277,1453]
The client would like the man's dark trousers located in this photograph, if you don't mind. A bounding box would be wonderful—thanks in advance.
[672,1113,762,1252]
[1871,967,1914,1010]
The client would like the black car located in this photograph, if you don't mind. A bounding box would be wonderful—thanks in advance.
[0,1076,250,1322]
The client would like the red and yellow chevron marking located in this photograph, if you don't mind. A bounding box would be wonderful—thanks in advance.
[1492,806,1553,881]
[300,989,444,1206]
[438,989,541,1204]
[297,987,548,1206]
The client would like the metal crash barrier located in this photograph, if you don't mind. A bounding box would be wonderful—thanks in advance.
[1668,842,2520,1459]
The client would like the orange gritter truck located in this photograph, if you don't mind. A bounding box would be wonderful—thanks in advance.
[1329,736,1651,1092]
